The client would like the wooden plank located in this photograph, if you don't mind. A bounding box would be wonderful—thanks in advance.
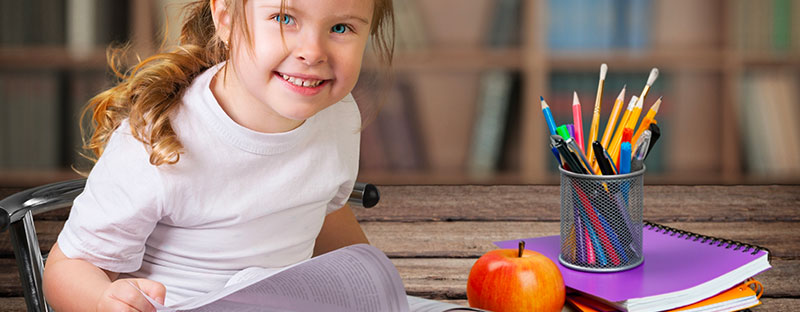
[0,296,793,312]
[355,185,800,222]
[2,220,799,259]
[362,221,800,259]
[3,185,799,222]
[0,297,25,312]
[1,257,797,305]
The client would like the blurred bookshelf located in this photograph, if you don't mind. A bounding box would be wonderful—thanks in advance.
[355,0,800,185]
[2,0,799,188]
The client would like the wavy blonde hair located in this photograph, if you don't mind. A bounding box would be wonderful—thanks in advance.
[80,0,394,170]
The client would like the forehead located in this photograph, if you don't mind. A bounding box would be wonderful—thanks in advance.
[251,0,374,16]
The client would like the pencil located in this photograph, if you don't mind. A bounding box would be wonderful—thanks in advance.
[593,86,625,174]
[572,91,585,153]
[623,91,645,131]
[632,96,661,143]
[608,95,638,167]
[540,96,558,135]
[637,68,660,110]
[586,63,607,172]
[601,85,626,148]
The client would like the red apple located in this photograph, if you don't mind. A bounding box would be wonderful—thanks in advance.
[467,241,565,312]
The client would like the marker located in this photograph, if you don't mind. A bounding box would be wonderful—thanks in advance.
[552,135,585,174]
[631,130,651,171]
[566,137,593,175]
[620,142,632,174]
[645,123,661,160]
[557,125,571,140]
[593,141,616,175]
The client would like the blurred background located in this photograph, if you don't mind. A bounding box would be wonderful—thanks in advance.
[0,0,799,187]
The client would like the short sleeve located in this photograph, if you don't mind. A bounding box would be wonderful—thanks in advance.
[325,94,360,215]
[57,125,164,273]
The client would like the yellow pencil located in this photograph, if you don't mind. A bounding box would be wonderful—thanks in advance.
[586,63,607,169]
[600,85,626,148]
[629,68,660,129]
[623,90,645,131]
[633,97,662,143]
[608,95,639,166]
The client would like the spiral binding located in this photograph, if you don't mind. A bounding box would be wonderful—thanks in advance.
[643,221,770,258]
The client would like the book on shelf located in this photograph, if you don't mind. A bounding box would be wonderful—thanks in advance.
[735,0,798,53]
[391,0,429,52]
[651,0,719,50]
[547,0,651,51]
[0,71,61,169]
[139,244,480,312]
[1,0,66,46]
[494,222,771,312]
[353,73,426,172]
[739,70,800,176]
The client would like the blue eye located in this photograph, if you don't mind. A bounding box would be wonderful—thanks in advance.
[332,24,347,34]
[273,14,294,25]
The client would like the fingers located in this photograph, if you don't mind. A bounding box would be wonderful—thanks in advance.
[132,278,167,305]
[99,279,159,312]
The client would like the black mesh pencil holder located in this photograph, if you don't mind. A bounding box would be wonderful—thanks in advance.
[559,166,645,272]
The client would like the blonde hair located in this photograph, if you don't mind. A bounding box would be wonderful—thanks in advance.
[81,0,394,170]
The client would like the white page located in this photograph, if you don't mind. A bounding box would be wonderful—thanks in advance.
[140,244,410,312]
[407,295,485,312]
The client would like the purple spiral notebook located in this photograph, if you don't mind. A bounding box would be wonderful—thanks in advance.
[494,223,771,312]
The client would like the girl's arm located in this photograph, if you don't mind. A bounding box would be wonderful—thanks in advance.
[43,243,166,312]
[313,204,369,256]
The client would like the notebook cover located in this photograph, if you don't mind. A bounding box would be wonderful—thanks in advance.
[494,225,770,303]
[667,281,759,312]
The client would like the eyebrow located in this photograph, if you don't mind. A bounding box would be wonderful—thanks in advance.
[256,4,370,25]
[337,14,370,25]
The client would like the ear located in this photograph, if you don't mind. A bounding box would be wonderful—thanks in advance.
[210,0,232,43]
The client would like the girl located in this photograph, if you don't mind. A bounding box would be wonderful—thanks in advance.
[42,0,394,310]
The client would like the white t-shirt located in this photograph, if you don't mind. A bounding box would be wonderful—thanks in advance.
[57,63,361,305]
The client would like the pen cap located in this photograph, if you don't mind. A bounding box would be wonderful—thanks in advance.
[558,166,645,272]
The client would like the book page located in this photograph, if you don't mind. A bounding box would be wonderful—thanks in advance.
[141,244,409,312]
[407,295,485,312]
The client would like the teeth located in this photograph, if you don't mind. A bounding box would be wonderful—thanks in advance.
[280,73,322,87]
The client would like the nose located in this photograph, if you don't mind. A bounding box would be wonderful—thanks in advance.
[294,31,327,66]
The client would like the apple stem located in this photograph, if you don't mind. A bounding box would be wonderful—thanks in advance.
[518,240,525,257]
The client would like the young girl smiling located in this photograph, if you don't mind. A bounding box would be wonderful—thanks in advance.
[43,0,394,310]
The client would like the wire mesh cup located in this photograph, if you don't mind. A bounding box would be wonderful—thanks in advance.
[558,166,645,272]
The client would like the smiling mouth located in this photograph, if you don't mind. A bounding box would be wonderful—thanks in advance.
[277,72,326,88]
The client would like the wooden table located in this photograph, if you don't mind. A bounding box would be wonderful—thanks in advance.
[1,185,799,311]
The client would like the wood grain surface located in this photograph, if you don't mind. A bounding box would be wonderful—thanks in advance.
[1,185,798,311]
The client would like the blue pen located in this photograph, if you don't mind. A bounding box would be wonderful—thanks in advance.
[620,142,632,174]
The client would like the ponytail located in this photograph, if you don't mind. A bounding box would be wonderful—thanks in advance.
[81,0,227,169]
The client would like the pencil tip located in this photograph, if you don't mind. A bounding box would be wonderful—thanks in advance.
[540,96,544,101]
[573,91,580,104]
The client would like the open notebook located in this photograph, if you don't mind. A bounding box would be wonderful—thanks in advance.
[495,222,771,312]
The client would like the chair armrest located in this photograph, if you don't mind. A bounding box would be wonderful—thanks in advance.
[0,179,86,232]
[0,179,378,231]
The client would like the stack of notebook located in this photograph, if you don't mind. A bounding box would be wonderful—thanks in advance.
[494,222,771,312]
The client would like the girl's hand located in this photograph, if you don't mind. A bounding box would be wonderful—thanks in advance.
[96,278,166,312]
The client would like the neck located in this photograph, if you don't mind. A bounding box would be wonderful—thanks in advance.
[210,66,304,133]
